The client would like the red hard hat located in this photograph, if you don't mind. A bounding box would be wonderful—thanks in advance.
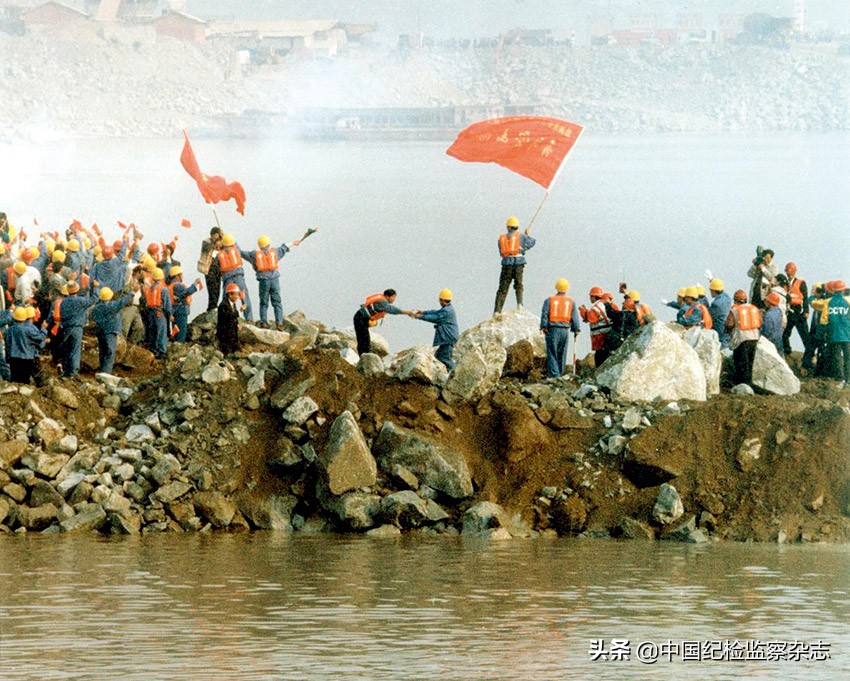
[785,262,797,276]
[825,280,836,293]
[146,243,160,255]
[589,286,604,298]
[765,292,781,306]
[21,248,36,264]
[832,279,847,293]
[601,292,614,302]
[225,283,240,294]
[733,289,747,303]
[112,240,123,251]
[102,246,114,259]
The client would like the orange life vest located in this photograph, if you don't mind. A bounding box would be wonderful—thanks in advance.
[79,272,90,292]
[217,245,242,274]
[586,301,611,333]
[733,303,761,331]
[144,282,165,309]
[167,282,192,306]
[364,293,387,322]
[695,303,713,330]
[5,266,16,302]
[789,278,805,308]
[634,302,652,326]
[255,247,279,273]
[50,297,63,337]
[499,232,521,258]
[548,295,574,323]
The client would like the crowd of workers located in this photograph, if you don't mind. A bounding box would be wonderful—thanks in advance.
[1,210,848,391]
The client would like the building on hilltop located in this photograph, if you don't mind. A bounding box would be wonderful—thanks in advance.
[152,8,203,42]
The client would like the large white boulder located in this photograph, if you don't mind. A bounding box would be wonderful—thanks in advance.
[443,340,506,404]
[751,337,800,395]
[455,309,545,358]
[683,327,722,395]
[388,346,448,386]
[596,322,707,402]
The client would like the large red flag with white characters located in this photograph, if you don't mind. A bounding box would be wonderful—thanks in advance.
[446,116,583,190]
[180,131,246,215]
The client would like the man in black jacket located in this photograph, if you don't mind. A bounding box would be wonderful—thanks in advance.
[217,282,242,355]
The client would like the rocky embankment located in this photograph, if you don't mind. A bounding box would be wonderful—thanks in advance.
[1,309,848,543]
[1,22,848,139]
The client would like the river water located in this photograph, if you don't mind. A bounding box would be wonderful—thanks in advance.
[1,534,848,679]
[2,133,849,354]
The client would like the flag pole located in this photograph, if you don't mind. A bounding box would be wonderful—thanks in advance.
[526,191,550,230]
[212,207,222,230]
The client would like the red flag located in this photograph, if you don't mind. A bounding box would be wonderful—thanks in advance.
[180,131,246,215]
[181,218,191,229]
[446,116,583,190]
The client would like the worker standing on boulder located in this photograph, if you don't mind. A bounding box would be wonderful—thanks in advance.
[825,279,850,388]
[579,286,614,367]
[707,278,732,348]
[725,290,762,386]
[540,278,580,378]
[494,216,535,314]
[678,287,712,329]
[241,234,307,330]
[353,289,415,356]
[414,288,459,371]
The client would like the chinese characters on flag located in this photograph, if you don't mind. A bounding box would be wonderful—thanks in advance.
[180,131,246,215]
[446,116,584,190]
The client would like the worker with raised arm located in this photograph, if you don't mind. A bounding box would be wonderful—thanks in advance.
[494,216,535,314]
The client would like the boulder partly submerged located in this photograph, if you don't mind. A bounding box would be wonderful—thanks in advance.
[595,322,707,402]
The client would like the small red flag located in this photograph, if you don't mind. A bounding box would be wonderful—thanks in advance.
[180,218,191,228]
[446,116,584,190]
[180,131,246,215]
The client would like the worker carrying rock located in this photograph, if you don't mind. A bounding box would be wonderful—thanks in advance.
[494,216,535,314]
[540,278,580,378]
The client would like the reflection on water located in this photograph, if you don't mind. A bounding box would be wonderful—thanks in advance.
[1,535,848,679]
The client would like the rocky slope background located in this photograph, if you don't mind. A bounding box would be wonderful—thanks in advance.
[1,21,849,139]
[1,309,848,544]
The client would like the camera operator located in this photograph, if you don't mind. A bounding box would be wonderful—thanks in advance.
[747,247,778,309]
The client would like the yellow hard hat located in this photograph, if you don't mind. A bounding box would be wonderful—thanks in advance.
[25,306,36,319]
[257,235,270,248]
[627,290,640,301]
[696,285,706,297]
[28,246,39,261]
[52,250,66,263]
[221,233,235,247]
[93,245,103,257]
[45,239,55,255]
[677,287,687,298]
[152,267,165,281]
[505,216,520,228]
[83,237,91,249]
[99,287,114,301]
[169,265,183,278]
[60,284,69,296]
[0,243,5,254]
[709,278,724,292]
[12,307,27,322]
[555,278,570,293]
[67,239,80,252]
[14,260,27,275]
[684,286,699,299]
[439,288,453,301]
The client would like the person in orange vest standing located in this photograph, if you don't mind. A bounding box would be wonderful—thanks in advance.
[579,286,615,367]
[540,278,580,378]
[781,261,812,366]
[494,216,535,314]
[241,234,307,330]
[353,289,414,356]
[725,290,762,386]
[216,233,253,322]
[143,267,172,359]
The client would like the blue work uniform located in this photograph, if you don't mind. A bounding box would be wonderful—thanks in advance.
[92,293,132,374]
[418,303,459,371]
[761,306,784,353]
[219,244,253,322]
[91,250,127,296]
[540,294,581,378]
[242,244,289,325]
[709,291,732,348]
[143,281,173,358]
[169,281,199,343]
[677,303,702,328]
[59,293,96,377]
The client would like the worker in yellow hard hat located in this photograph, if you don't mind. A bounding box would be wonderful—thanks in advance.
[413,288,459,371]
[5,303,48,384]
[242,231,314,329]
[92,285,135,374]
[661,287,688,312]
[540,278,580,378]
[677,286,712,329]
[494,215,536,314]
[706,277,731,348]
[142,267,172,359]
[216,233,253,322]
[58,279,97,378]
[166,265,203,343]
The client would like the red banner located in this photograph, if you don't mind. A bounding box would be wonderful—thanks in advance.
[180,131,246,215]
[446,116,583,190]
